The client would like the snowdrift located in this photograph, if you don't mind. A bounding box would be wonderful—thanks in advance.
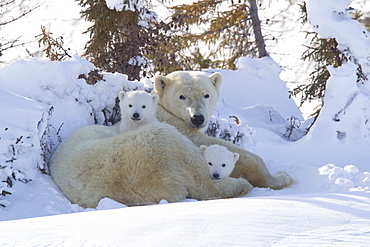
[0,0,370,244]
[0,55,369,219]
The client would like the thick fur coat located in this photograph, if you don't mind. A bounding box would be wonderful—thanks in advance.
[50,123,251,208]
[50,71,292,208]
[152,71,293,189]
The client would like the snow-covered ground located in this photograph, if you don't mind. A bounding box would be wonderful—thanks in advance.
[2,194,370,246]
[0,55,369,245]
[1,0,370,246]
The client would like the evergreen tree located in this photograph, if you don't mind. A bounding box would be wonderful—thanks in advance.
[291,2,368,118]
[154,0,268,72]
[291,33,343,110]
[77,0,268,77]
[76,0,156,80]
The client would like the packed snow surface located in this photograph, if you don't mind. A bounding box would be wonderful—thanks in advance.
[0,55,369,246]
[1,195,370,246]
[1,0,370,245]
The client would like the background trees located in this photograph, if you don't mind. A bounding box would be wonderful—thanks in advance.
[149,0,269,71]
[76,0,155,80]
[77,0,268,78]
[291,2,370,118]
[0,0,40,57]
[1,0,369,119]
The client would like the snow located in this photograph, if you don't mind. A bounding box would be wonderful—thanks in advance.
[0,54,369,244]
[216,56,303,121]
[0,0,370,246]
[105,0,143,12]
[1,195,370,246]
[307,0,370,72]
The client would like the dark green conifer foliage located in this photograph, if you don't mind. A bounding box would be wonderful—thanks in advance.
[291,2,367,118]
[76,0,268,77]
[160,0,267,71]
[77,0,143,80]
[291,34,343,109]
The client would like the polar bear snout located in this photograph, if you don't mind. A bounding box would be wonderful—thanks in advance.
[131,112,141,120]
[211,173,221,180]
[191,114,205,127]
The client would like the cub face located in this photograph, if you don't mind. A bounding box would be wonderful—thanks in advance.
[200,145,239,181]
[119,90,159,123]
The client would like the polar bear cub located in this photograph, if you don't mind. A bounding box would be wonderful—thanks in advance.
[118,90,160,133]
[200,145,240,181]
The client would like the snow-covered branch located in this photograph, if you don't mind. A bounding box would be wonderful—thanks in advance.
[307,0,370,73]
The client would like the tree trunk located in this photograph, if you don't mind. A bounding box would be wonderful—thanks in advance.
[248,0,268,58]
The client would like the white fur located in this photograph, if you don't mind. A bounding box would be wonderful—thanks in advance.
[118,90,159,133]
[49,70,292,209]
[153,71,293,190]
[49,123,252,208]
[200,145,239,180]
[153,71,222,132]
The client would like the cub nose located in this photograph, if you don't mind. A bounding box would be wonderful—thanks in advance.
[212,173,220,180]
[191,114,205,126]
[132,112,140,119]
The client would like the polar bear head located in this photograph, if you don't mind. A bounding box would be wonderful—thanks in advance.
[153,71,222,131]
[200,145,239,181]
[118,90,159,132]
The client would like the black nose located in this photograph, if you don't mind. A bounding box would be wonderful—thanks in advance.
[212,173,220,179]
[133,113,140,119]
[191,114,205,126]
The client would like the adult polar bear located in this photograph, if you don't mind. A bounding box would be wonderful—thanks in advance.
[50,88,251,208]
[152,71,293,189]
[50,123,251,208]
[50,71,292,208]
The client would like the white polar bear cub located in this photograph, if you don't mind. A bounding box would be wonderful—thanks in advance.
[200,145,240,181]
[119,90,160,133]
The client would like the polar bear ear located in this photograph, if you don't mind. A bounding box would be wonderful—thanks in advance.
[208,72,222,92]
[118,91,125,101]
[152,94,159,105]
[153,75,171,96]
[233,152,240,163]
[200,145,208,152]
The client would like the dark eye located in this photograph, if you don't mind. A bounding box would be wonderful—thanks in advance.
[204,94,210,99]
[129,104,132,108]
[142,105,146,109]
[208,162,212,166]
[222,164,226,167]
[179,95,186,100]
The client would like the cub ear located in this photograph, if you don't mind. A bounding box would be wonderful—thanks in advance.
[233,152,240,163]
[208,72,222,92]
[152,94,159,105]
[118,91,125,101]
[200,145,208,152]
[153,75,171,97]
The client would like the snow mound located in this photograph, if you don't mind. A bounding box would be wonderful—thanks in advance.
[319,164,370,192]
[212,56,303,121]
[1,56,264,218]
[206,115,256,150]
[0,57,144,214]
[307,62,370,145]
[0,56,144,140]
[0,89,46,207]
